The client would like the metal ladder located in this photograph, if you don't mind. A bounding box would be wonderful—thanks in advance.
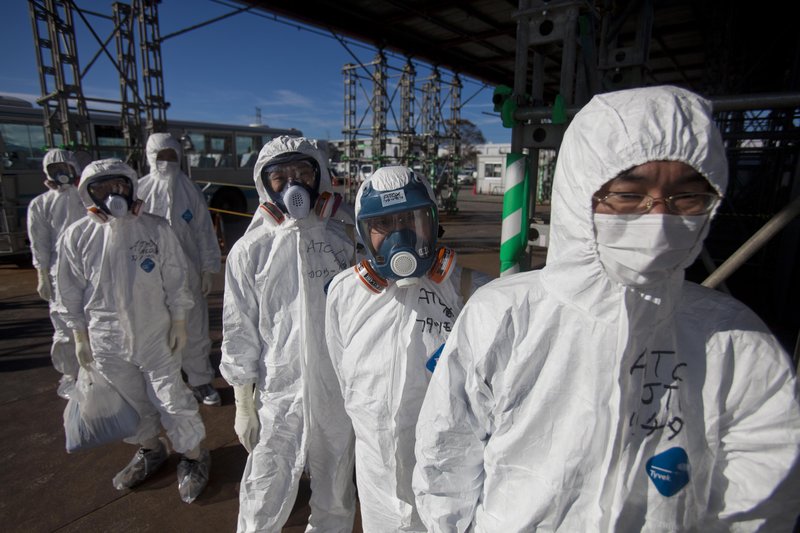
[28,0,92,150]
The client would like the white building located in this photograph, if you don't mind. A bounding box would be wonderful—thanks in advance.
[474,143,511,194]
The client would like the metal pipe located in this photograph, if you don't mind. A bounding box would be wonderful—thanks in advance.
[699,247,729,293]
[158,5,252,42]
[702,194,800,289]
[510,0,531,154]
[513,92,800,122]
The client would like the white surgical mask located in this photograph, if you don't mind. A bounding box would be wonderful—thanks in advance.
[155,160,179,179]
[281,183,311,219]
[105,194,130,218]
[594,213,708,287]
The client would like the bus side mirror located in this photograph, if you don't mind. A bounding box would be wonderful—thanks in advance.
[180,134,195,153]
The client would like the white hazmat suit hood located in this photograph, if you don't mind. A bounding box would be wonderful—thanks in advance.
[145,132,182,181]
[545,85,727,304]
[253,135,333,203]
[77,159,140,222]
[412,86,800,532]
[42,148,81,187]
[245,136,342,233]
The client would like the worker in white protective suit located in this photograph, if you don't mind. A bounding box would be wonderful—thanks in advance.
[220,136,356,533]
[27,149,85,399]
[412,86,800,531]
[138,133,222,406]
[325,166,491,532]
[57,158,211,504]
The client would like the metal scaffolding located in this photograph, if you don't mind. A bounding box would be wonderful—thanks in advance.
[29,0,92,150]
[398,60,416,168]
[113,1,144,163]
[341,54,463,212]
[136,0,167,134]
[28,0,168,166]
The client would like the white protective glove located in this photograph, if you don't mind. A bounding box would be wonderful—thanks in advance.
[201,271,214,297]
[233,384,259,453]
[168,319,187,354]
[36,268,52,301]
[73,328,93,369]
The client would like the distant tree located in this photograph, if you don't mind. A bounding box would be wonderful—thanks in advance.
[445,119,485,167]
[458,119,486,147]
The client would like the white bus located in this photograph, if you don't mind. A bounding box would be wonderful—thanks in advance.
[0,95,302,263]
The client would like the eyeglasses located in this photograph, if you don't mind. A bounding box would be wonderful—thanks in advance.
[593,191,720,215]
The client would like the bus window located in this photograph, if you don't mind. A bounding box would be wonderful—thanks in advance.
[209,135,233,168]
[185,131,233,169]
[0,122,47,170]
[184,132,205,168]
[236,134,260,168]
[94,124,126,160]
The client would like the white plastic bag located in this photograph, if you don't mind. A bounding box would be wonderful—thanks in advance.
[63,365,140,453]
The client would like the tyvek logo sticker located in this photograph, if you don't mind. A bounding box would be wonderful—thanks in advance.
[380,189,406,207]
[182,209,193,222]
[140,258,155,272]
[646,447,690,497]
[426,343,445,372]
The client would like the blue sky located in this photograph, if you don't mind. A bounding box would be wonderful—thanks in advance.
[1,0,509,143]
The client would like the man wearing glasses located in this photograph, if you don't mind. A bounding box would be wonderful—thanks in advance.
[413,86,800,531]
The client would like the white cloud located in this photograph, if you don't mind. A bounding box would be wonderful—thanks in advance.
[258,89,314,109]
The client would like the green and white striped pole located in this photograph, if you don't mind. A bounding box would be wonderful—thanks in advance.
[500,152,529,276]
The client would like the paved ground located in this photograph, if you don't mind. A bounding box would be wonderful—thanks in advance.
[0,193,516,532]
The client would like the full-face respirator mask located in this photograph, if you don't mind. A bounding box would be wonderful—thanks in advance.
[355,168,455,292]
[46,162,78,188]
[87,175,135,218]
[261,153,321,219]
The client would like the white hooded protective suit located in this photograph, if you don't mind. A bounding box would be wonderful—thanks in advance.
[138,133,221,387]
[326,167,490,532]
[413,86,800,532]
[220,136,357,533]
[57,159,205,453]
[28,149,85,379]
